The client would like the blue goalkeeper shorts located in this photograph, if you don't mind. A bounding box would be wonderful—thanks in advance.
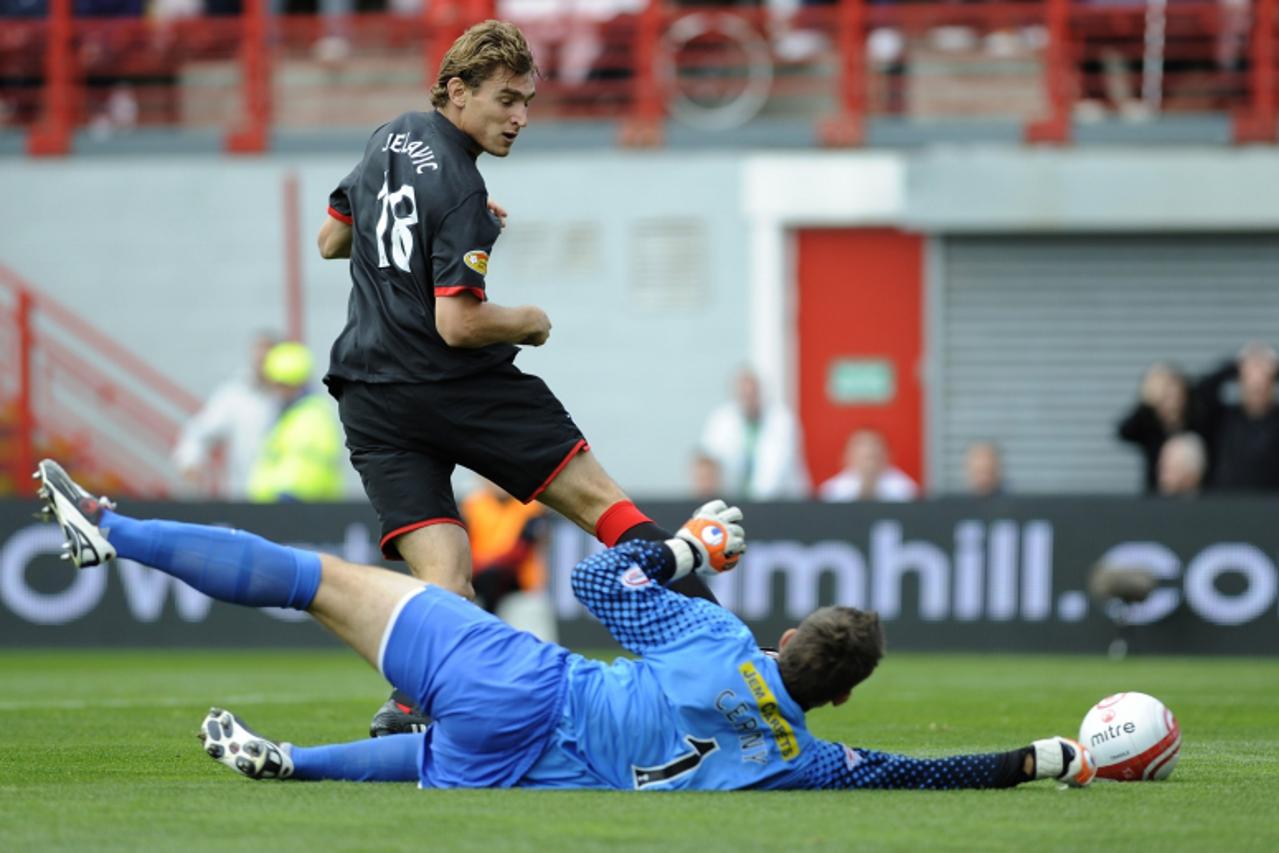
[378,585,570,788]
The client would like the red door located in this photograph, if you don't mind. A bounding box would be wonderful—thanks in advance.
[795,228,925,490]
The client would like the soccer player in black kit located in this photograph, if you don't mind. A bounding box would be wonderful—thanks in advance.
[316,20,721,736]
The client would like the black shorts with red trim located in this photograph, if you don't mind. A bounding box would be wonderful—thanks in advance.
[332,364,587,559]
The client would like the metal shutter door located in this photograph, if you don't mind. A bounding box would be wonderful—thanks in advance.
[934,234,1279,493]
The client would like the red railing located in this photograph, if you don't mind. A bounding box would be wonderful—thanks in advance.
[4,0,1277,152]
[0,264,201,497]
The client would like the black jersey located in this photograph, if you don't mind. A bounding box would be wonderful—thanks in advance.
[325,110,517,385]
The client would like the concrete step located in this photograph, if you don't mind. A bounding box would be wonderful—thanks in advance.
[178,57,429,128]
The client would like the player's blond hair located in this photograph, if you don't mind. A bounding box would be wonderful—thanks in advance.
[778,607,885,711]
[430,20,538,109]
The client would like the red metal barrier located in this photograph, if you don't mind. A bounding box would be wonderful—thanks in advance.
[14,290,35,487]
[25,0,72,155]
[1027,0,1071,142]
[0,265,201,496]
[820,0,867,146]
[620,0,664,146]
[1237,0,1278,141]
[8,1,1279,152]
[283,171,304,343]
[226,0,271,153]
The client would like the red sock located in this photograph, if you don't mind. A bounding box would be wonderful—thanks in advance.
[594,500,653,547]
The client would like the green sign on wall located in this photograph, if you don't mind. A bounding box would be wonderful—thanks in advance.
[827,358,895,404]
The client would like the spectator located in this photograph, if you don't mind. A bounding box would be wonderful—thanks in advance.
[964,440,1004,497]
[699,367,810,500]
[1157,432,1207,498]
[172,331,282,499]
[1117,362,1191,493]
[1193,342,1279,491]
[770,0,835,64]
[819,428,917,502]
[688,450,723,501]
[504,0,641,91]
[246,342,344,503]
[150,0,202,19]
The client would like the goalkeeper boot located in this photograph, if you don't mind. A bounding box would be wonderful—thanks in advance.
[369,689,432,738]
[34,459,116,568]
[199,707,293,780]
[1032,736,1097,787]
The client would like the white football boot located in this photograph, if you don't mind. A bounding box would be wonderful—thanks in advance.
[34,459,116,568]
[1033,736,1098,787]
[198,708,294,780]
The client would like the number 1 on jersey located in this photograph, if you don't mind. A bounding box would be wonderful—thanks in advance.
[632,736,718,789]
[376,173,418,273]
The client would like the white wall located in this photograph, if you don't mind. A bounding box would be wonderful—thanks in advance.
[1,152,754,498]
[7,145,1279,498]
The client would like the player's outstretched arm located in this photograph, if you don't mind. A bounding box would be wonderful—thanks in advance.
[317,216,353,259]
[320,162,358,259]
[798,738,1095,790]
[435,294,551,348]
[570,501,746,655]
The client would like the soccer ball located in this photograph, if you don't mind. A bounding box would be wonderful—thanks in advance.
[1078,692,1181,781]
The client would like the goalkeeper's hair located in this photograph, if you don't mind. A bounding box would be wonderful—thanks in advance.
[778,607,885,711]
[430,20,539,109]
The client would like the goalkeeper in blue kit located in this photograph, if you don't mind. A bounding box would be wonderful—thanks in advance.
[36,459,1097,790]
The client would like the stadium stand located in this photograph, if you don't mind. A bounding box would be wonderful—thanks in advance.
[3,0,1276,153]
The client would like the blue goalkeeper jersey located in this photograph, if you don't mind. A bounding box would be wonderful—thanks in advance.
[391,540,1016,790]
[518,541,844,790]
[520,542,1013,791]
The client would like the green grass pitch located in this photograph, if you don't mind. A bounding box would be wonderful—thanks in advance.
[1,650,1276,852]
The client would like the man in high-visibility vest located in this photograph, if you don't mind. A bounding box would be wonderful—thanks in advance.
[247,342,343,503]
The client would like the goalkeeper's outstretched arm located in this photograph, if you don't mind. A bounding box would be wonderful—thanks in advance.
[571,540,736,656]
[798,738,1096,789]
[571,501,747,655]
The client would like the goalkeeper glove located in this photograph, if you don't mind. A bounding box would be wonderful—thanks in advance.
[1032,737,1097,787]
[666,499,746,579]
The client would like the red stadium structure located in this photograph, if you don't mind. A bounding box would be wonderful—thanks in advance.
[0,264,201,497]
[2,0,1276,154]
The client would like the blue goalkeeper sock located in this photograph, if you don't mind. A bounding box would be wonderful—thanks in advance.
[291,734,421,782]
[100,510,321,610]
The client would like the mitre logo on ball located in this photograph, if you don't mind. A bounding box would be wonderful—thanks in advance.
[1079,692,1181,781]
